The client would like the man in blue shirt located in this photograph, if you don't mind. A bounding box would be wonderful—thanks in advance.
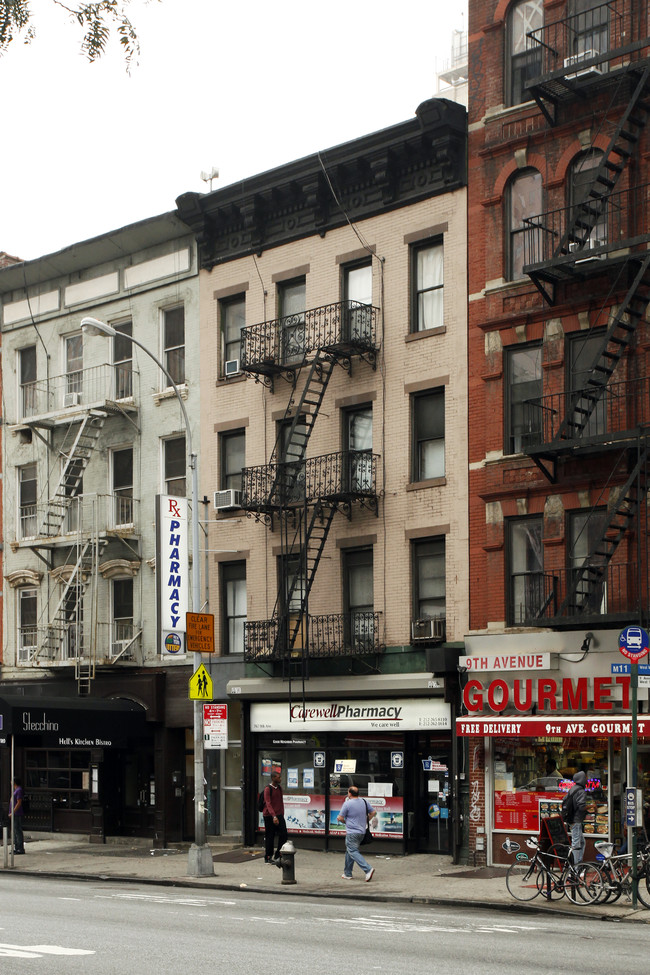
[9,778,25,855]
[337,785,375,882]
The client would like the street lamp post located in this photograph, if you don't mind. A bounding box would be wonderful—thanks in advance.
[81,316,213,877]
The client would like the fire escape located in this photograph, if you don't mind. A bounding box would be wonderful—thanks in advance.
[519,0,650,626]
[13,362,140,693]
[239,300,381,688]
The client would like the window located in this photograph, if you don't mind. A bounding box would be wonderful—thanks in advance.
[62,456,84,534]
[220,430,245,492]
[18,588,37,662]
[344,405,373,492]
[221,295,246,372]
[508,169,542,279]
[569,508,608,614]
[413,538,446,620]
[569,0,609,58]
[505,344,542,454]
[164,437,186,497]
[508,517,544,625]
[112,578,134,654]
[113,321,133,399]
[19,463,37,538]
[412,389,445,482]
[507,0,543,106]
[568,330,608,438]
[277,416,307,501]
[278,278,306,364]
[411,240,443,332]
[279,554,305,615]
[222,561,246,654]
[62,582,83,660]
[570,150,606,248]
[65,333,83,398]
[343,547,374,650]
[19,346,37,418]
[343,262,373,342]
[162,306,185,386]
[112,446,134,526]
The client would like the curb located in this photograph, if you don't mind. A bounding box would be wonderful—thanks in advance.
[7,867,649,922]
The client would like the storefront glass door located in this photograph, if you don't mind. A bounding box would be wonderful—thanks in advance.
[415,735,452,853]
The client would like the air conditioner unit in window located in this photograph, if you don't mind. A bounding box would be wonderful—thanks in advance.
[563,50,604,79]
[224,358,240,377]
[214,488,243,511]
[411,617,445,643]
[111,640,133,659]
[63,392,82,408]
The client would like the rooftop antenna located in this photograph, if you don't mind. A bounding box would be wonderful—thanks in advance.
[200,167,219,192]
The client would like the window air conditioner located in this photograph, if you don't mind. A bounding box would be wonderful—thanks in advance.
[64,392,82,407]
[411,617,445,642]
[111,640,132,659]
[214,488,243,511]
[563,50,604,79]
[224,358,240,377]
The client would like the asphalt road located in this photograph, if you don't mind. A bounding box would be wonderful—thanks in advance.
[1,874,650,974]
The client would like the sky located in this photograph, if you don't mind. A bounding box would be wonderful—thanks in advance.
[1,0,467,261]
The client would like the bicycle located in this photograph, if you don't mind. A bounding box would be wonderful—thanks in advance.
[594,840,650,908]
[506,837,603,904]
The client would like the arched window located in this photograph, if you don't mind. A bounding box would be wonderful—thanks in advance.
[507,168,542,280]
[569,149,606,246]
[507,0,543,106]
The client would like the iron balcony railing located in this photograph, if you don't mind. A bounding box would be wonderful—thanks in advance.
[17,621,141,665]
[520,375,650,452]
[522,182,650,277]
[240,301,379,371]
[526,0,643,79]
[244,612,381,661]
[17,363,139,423]
[241,450,379,509]
[16,493,141,544]
[512,562,637,625]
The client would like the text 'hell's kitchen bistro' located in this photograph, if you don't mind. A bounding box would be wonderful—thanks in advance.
[456,651,650,865]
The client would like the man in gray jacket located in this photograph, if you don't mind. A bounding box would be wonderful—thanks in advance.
[564,771,588,864]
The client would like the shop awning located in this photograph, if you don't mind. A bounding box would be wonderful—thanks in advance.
[0,694,148,748]
[456,715,650,737]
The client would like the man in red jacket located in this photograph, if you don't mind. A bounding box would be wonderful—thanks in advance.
[262,770,288,863]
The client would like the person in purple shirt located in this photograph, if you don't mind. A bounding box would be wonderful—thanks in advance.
[9,777,25,855]
[337,785,375,882]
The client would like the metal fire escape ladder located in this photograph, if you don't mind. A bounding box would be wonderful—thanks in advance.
[37,411,106,538]
[555,444,649,618]
[268,352,336,504]
[554,254,650,443]
[556,67,650,259]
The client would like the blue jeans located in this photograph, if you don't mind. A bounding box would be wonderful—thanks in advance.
[344,830,371,877]
[570,822,585,865]
[12,815,25,853]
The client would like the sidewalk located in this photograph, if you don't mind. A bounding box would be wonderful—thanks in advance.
[3,832,649,923]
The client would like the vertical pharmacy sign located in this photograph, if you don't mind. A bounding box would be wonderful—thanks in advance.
[156,495,189,657]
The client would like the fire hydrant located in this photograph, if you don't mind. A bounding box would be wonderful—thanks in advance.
[275,839,296,884]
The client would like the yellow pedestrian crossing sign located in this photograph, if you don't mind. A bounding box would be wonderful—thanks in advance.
[189,664,213,700]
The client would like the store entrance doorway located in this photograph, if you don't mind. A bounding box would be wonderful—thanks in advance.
[415,735,452,853]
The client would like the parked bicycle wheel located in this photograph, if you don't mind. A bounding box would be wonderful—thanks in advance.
[575,862,604,904]
[506,860,543,901]
[635,868,650,909]
[596,862,620,904]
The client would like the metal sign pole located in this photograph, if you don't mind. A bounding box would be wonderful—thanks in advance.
[632,660,638,909]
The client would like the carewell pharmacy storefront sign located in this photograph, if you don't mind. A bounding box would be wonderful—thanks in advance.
[250,697,451,733]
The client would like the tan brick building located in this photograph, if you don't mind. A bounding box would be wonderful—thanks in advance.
[178,98,469,854]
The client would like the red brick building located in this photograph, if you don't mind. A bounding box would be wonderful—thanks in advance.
[466,1,650,865]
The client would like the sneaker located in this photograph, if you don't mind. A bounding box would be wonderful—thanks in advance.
[264,856,273,863]
[341,874,353,880]
[365,868,375,883]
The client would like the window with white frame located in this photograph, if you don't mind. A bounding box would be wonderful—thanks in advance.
[164,436,186,497]
[221,295,246,373]
[113,321,133,399]
[343,547,374,650]
[220,430,245,491]
[18,587,37,662]
[65,333,83,400]
[162,306,185,386]
[412,389,445,482]
[112,446,134,526]
[19,463,37,538]
[112,578,134,656]
[222,561,246,655]
[343,262,373,342]
[19,345,37,419]
[411,240,443,332]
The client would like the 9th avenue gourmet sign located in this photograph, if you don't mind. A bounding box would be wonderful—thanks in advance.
[463,675,632,712]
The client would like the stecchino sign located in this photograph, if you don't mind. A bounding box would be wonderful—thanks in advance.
[156,495,189,657]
